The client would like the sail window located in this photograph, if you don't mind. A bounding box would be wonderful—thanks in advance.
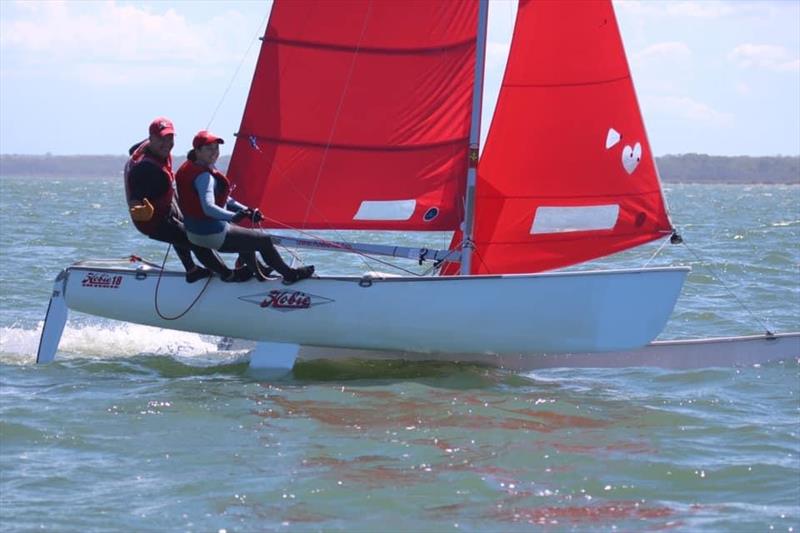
[423,207,440,222]
[354,200,416,221]
[530,205,620,234]
[605,128,621,149]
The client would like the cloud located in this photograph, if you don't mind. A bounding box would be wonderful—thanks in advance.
[728,44,800,72]
[628,43,692,94]
[634,42,692,64]
[0,1,258,83]
[73,63,210,87]
[644,95,734,125]
[664,1,733,18]
[735,82,752,95]
[615,0,733,18]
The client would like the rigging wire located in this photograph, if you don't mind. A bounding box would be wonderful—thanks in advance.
[204,11,270,131]
[284,1,377,274]
[249,1,470,276]
[643,235,671,267]
[260,214,427,276]
[300,1,373,228]
[217,2,456,277]
[679,240,774,336]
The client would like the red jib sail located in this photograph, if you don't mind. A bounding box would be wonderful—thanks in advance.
[452,0,673,275]
[227,0,477,231]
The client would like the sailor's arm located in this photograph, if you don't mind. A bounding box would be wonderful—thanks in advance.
[195,172,237,221]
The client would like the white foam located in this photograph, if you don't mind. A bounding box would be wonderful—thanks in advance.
[0,321,246,365]
[771,220,799,227]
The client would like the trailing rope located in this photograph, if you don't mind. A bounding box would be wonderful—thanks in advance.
[152,244,212,321]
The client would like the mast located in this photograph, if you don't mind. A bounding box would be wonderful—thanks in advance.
[460,0,490,275]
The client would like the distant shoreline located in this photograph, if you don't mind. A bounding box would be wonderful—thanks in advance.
[1,153,798,184]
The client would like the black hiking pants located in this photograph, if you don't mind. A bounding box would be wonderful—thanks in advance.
[149,218,231,276]
[218,225,293,277]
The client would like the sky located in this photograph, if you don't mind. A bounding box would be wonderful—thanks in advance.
[0,0,798,157]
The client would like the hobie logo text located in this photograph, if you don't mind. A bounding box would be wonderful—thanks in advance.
[82,272,123,289]
[239,289,333,311]
[260,290,311,309]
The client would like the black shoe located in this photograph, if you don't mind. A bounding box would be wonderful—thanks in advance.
[235,267,254,282]
[282,265,315,285]
[222,267,252,283]
[257,260,274,277]
[186,267,211,283]
[251,262,269,282]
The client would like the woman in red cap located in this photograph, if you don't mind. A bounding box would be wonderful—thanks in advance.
[175,130,314,284]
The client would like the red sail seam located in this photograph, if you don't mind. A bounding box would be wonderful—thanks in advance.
[266,36,475,56]
[503,75,630,88]
[477,189,665,200]
[477,231,672,245]
[237,134,469,153]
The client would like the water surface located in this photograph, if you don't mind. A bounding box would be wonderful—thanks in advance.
[1,178,798,531]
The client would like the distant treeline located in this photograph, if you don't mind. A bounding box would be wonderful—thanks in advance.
[655,154,799,184]
[1,153,798,183]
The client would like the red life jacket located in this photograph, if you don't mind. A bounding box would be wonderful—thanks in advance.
[175,160,231,220]
[124,141,175,235]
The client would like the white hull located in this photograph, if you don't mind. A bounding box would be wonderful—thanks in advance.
[56,261,688,355]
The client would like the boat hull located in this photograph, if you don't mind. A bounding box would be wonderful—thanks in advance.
[61,262,688,354]
[295,333,800,370]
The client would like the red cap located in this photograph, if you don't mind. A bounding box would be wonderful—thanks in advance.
[149,117,175,137]
[192,130,225,149]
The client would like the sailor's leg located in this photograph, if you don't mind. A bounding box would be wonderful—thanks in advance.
[219,226,296,278]
[172,243,198,272]
[149,221,199,273]
[191,245,233,278]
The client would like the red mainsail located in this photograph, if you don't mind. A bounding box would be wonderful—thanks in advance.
[227,0,477,231]
[454,0,673,275]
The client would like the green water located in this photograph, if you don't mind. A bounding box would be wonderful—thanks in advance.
[1,178,798,531]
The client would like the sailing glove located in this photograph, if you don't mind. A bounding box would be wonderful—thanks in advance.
[250,208,264,223]
[130,198,154,222]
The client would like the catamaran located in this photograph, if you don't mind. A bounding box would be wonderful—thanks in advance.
[36,0,799,372]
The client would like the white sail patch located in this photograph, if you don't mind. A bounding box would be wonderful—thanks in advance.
[531,205,620,234]
[354,200,416,221]
[605,128,621,149]
[621,142,642,174]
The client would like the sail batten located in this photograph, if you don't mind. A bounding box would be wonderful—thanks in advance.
[503,75,630,88]
[476,189,667,200]
[267,37,476,56]
[237,134,470,153]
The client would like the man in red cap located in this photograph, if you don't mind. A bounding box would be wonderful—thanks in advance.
[125,117,238,282]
